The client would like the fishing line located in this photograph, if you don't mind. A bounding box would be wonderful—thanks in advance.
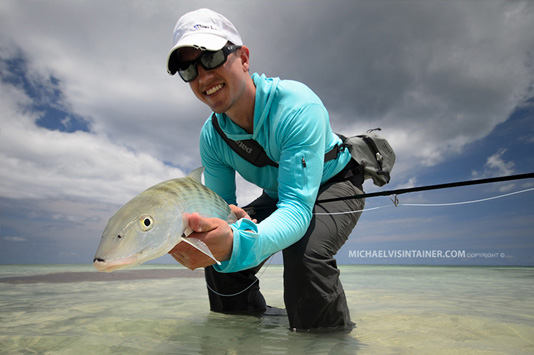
[314,187,534,215]
[400,187,534,207]
[205,254,275,297]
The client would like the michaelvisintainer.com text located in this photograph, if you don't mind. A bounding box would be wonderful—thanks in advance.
[349,250,505,259]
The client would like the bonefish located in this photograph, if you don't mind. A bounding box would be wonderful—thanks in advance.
[93,167,236,272]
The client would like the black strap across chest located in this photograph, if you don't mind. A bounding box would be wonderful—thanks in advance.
[211,114,343,168]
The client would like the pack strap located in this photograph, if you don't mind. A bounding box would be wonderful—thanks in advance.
[211,114,278,167]
[211,114,343,168]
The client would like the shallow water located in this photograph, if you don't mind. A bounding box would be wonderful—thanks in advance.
[0,264,532,354]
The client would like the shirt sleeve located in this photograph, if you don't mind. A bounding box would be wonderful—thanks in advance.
[214,103,328,273]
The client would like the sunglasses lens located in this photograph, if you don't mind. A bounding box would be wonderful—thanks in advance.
[201,50,226,70]
[178,62,197,82]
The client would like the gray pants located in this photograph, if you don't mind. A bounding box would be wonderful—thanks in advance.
[204,174,365,331]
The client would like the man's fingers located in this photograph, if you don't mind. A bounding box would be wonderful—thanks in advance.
[168,242,208,270]
[229,204,256,222]
[187,212,217,233]
[174,212,234,266]
[229,204,247,219]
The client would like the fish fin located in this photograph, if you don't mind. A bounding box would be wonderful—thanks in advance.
[227,211,238,224]
[183,226,194,237]
[187,167,205,184]
[180,236,222,265]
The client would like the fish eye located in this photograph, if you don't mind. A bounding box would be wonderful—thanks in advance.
[140,215,154,231]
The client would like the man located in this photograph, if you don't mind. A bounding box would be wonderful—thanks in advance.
[166,8,365,332]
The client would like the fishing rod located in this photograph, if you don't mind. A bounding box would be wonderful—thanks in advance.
[317,172,534,203]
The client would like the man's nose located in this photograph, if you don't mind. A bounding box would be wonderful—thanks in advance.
[197,65,214,83]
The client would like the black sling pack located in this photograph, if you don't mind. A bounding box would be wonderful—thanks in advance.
[211,114,342,168]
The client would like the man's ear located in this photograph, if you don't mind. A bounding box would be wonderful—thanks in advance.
[239,46,250,72]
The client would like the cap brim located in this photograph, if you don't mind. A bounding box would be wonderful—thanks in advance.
[166,34,228,75]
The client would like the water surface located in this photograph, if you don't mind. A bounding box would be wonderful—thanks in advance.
[0,265,532,354]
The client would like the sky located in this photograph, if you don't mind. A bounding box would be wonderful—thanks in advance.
[0,0,533,266]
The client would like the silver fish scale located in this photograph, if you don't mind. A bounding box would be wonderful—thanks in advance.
[151,178,232,221]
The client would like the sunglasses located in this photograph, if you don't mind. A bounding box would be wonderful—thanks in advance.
[178,45,242,82]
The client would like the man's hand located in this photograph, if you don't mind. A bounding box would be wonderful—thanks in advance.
[168,212,234,270]
[229,204,257,223]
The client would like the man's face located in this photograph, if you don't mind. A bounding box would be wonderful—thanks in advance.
[177,46,249,115]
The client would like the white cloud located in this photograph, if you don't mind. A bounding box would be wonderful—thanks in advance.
[397,177,418,190]
[485,149,516,176]
[0,76,184,205]
[302,1,534,171]
[0,0,208,165]
[3,236,27,243]
[472,148,516,183]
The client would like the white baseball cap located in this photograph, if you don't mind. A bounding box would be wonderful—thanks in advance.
[166,8,243,75]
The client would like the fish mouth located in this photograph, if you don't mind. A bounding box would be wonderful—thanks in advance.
[93,255,140,273]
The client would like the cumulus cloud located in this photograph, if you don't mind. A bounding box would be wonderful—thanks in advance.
[0,68,185,205]
[0,0,208,165]
[251,1,534,169]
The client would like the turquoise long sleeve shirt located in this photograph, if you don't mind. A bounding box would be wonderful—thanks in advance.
[199,73,351,273]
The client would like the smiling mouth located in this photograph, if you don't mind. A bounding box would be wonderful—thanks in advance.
[205,84,224,96]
